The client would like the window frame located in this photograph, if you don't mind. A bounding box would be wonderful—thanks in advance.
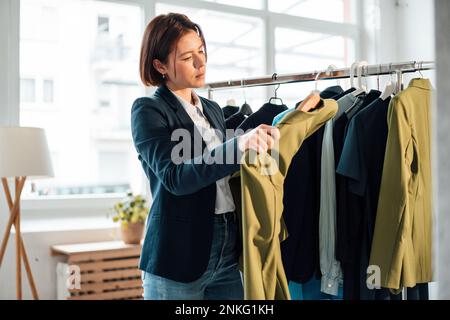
[2,0,363,216]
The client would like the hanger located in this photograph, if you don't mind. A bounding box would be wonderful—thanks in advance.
[351,61,367,97]
[294,70,322,112]
[297,93,321,112]
[239,78,253,116]
[326,64,340,87]
[226,98,238,107]
[349,61,358,89]
[312,70,321,94]
[395,70,403,94]
[349,61,363,96]
[376,64,381,91]
[380,67,396,101]
[357,61,369,93]
[268,73,284,105]
[416,61,424,78]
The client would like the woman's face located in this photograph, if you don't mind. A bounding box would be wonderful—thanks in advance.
[156,30,206,89]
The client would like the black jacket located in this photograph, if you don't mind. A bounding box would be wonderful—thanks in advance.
[131,85,241,282]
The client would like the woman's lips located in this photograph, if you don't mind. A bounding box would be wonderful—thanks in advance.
[196,73,205,78]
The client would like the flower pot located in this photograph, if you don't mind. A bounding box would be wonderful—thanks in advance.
[120,221,144,245]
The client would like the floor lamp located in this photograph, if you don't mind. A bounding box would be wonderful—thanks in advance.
[0,127,54,300]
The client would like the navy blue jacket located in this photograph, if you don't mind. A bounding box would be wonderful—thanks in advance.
[131,84,241,282]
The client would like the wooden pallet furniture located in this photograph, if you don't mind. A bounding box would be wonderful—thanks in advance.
[51,240,143,300]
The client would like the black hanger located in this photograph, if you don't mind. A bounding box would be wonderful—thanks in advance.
[239,101,253,116]
[268,73,284,105]
[237,78,253,116]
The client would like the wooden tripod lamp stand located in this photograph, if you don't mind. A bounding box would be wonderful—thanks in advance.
[0,127,54,300]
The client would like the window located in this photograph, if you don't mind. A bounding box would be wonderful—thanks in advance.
[275,28,355,72]
[98,16,110,34]
[274,27,355,106]
[18,0,359,199]
[156,2,267,110]
[203,0,263,10]
[20,0,144,198]
[20,78,36,103]
[268,0,355,24]
[43,79,54,103]
[98,151,129,185]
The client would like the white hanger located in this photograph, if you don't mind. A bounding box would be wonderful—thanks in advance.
[380,69,396,101]
[312,70,321,94]
[352,61,366,97]
[357,60,368,93]
[226,98,237,107]
[380,81,395,101]
[349,61,359,89]
[326,64,339,87]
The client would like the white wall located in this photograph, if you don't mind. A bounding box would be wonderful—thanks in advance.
[0,226,120,300]
[396,0,435,62]
[0,0,19,127]
[361,0,435,64]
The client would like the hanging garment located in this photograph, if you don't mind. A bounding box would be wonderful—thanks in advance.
[336,96,392,300]
[318,89,374,296]
[294,86,344,108]
[334,91,381,300]
[289,278,343,300]
[226,112,247,130]
[319,119,342,295]
[271,87,343,285]
[222,105,239,119]
[315,89,358,295]
[240,99,338,300]
[331,87,357,101]
[236,102,288,132]
[334,90,380,259]
[370,78,433,291]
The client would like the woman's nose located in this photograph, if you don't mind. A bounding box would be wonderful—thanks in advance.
[193,54,206,69]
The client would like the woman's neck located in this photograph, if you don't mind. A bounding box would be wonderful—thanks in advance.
[166,83,193,104]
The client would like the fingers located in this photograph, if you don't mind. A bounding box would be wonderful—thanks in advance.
[245,125,280,153]
[261,124,281,141]
[256,125,279,150]
[237,124,281,154]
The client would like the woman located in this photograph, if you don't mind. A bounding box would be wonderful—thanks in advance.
[131,13,280,300]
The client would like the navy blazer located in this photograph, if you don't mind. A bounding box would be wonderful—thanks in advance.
[131,84,241,282]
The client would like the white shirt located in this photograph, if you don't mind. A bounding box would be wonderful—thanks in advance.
[171,89,236,214]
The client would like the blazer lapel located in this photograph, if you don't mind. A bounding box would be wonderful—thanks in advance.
[156,85,207,154]
[200,98,226,142]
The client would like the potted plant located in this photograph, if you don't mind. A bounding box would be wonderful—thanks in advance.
[111,191,149,244]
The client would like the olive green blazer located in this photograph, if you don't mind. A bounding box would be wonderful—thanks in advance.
[231,99,338,300]
[370,79,433,291]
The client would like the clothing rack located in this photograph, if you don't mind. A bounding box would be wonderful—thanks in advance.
[206,60,434,99]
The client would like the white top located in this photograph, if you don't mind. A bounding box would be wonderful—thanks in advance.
[171,89,236,214]
[319,119,342,296]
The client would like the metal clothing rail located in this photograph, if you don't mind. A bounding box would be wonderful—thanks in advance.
[205,61,434,97]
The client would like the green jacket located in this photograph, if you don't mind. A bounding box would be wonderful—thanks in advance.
[370,79,433,291]
[231,99,338,300]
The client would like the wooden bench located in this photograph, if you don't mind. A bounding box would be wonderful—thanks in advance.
[51,241,143,300]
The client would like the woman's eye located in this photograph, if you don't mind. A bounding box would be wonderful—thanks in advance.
[183,56,192,61]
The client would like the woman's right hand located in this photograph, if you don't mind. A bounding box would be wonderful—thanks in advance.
[237,124,280,154]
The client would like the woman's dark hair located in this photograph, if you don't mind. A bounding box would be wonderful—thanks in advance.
[139,13,207,87]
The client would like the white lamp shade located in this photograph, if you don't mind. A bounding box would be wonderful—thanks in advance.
[0,127,54,179]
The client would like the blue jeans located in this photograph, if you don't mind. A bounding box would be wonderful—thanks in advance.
[289,278,343,300]
[142,212,244,300]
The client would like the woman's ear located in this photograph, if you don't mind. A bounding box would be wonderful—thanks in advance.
[153,59,167,76]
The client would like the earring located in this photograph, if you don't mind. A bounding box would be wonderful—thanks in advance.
[162,74,166,79]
